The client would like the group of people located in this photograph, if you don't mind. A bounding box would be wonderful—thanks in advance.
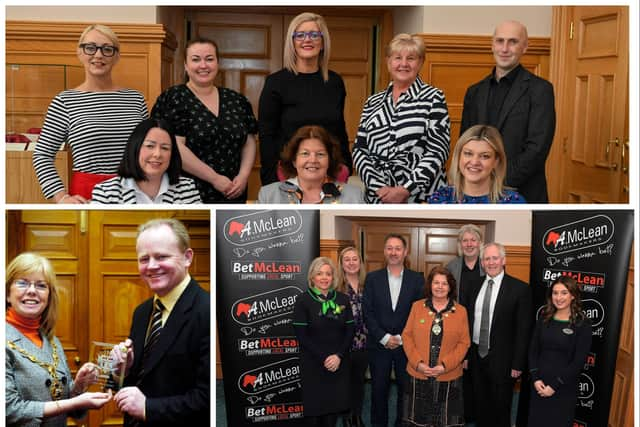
[33,14,554,205]
[6,219,210,426]
[294,227,591,427]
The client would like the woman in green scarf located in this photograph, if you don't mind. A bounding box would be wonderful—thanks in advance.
[293,257,355,426]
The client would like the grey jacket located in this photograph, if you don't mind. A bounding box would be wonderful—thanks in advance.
[258,179,364,204]
[6,324,83,426]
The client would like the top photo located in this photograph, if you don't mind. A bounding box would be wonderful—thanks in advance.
[5,5,632,205]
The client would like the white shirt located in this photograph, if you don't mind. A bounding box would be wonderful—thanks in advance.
[473,270,505,345]
[380,268,404,346]
[124,175,170,204]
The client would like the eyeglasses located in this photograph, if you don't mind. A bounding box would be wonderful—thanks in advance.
[13,279,49,292]
[79,43,119,57]
[297,150,328,160]
[292,31,323,42]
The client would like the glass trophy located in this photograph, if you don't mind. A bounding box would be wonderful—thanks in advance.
[89,341,125,391]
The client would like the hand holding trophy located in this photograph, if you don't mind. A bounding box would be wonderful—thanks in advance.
[90,339,134,391]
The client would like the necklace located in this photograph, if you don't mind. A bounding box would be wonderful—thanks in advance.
[7,337,64,400]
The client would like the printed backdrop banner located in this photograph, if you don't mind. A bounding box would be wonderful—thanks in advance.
[524,210,633,427]
[217,209,320,426]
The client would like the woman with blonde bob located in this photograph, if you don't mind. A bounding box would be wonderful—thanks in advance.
[429,124,526,203]
[34,24,148,203]
[353,33,451,203]
[6,253,111,426]
[259,12,352,186]
[293,257,355,426]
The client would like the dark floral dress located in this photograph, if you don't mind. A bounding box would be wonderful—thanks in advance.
[151,84,257,203]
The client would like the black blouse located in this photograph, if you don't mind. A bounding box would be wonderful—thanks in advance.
[152,84,257,203]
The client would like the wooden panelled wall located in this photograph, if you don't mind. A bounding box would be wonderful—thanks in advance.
[5,21,177,133]
[418,34,551,171]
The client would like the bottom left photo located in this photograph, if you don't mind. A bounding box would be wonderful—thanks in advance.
[5,209,211,427]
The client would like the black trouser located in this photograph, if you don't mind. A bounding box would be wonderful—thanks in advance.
[349,349,369,417]
[470,345,514,427]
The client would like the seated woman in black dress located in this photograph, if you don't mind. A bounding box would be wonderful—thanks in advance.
[259,12,351,185]
[91,118,200,204]
[527,276,592,427]
[152,38,257,203]
[429,124,526,204]
[257,125,363,204]
[293,257,355,427]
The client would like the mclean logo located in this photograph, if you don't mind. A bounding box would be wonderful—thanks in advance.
[238,336,300,356]
[577,373,595,399]
[584,352,596,370]
[581,299,605,327]
[237,357,301,395]
[542,215,614,255]
[224,210,302,246]
[232,286,302,325]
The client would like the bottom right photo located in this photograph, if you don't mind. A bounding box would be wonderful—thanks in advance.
[215,208,634,427]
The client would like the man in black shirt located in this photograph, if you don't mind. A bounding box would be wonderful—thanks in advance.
[461,20,556,203]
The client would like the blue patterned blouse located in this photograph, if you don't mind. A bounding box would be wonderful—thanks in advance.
[428,185,526,204]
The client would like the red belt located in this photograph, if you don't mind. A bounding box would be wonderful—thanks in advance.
[70,171,117,200]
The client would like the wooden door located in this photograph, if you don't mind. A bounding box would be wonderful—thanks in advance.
[7,210,210,427]
[186,11,284,201]
[186,8,384,199]
[352,218,490,276]
[554,6,629,203]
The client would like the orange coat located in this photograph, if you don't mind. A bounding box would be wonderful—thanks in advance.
[402,299,470,381]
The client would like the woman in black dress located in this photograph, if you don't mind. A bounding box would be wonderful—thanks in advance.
[152,38,257,203]
[293,257,355,427]
[528,276,592,427]
[258,12,351,185]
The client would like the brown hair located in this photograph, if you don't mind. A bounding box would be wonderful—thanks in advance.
[6,253,59,339]
[336,246,366,294]
[424,266,457,300]
[280,125,344,179]
[542,276,585,326]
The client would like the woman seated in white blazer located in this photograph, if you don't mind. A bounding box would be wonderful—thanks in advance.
[92,118,201,204]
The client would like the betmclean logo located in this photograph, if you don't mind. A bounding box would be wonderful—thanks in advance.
[582,299,605,327]
[224,210,302,246]
[232,286,301,325]
[237,357,301,395]
[233,261,302,274]
[542,215,614,255]
[584,352,596,370]
[238,336,300,356]
[246,403,304,421]
[542,269,605,288]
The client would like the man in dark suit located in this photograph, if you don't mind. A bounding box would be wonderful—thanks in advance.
[363,234,424,427]
[111,218,210,426]
[460,20,556,203]
[466,242,532,427]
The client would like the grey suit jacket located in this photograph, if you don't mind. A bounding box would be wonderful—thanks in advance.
[6,324,82,427]
[461,65,556,202]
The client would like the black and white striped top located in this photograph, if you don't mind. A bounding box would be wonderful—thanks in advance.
[91,176,201,204]
[353,77,450,203]
[33,89,148,199]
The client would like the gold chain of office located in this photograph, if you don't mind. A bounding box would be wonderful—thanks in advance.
[7,338,64,400]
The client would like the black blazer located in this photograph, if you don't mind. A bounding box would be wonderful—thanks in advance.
[362,268,424,350]
[460,66,556,203]
[124,278,210,426]
[467,273,533,382]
